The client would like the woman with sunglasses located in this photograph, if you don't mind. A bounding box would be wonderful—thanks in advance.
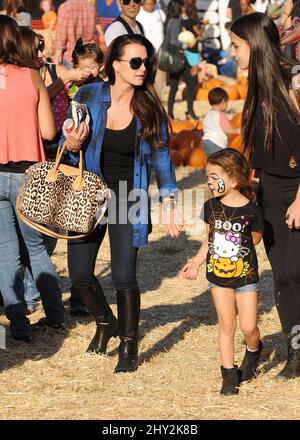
[0,16,65,341]
[60,34,182,374]
[104,0,144,48]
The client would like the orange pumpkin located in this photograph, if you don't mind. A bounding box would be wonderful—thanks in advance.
[227,133,239,146]
[222,84,240,101]
[173,130,202,151]
[170,119,199,133]
[196,88,209,100]
[203,78,225,90]
[169,135,177,150]
[239,76,248,86]
[179,147,192,166]
[210,256,244,278]
[170,149,183,167]
[236,83,247,100]
[230,113,242,129]
[229,134,243,152]
[188,148,207,168]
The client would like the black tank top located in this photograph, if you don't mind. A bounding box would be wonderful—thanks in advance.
[100,117,136,198]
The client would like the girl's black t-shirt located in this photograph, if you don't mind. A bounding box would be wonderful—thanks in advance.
[201,198,264,289]
[100,117,136,198]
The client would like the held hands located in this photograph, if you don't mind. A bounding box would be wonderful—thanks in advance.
[62,122,89,153]
[163,208,183,238]
[182,260,199,280]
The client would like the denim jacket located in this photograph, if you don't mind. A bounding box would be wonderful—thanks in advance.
[59,81,177,247]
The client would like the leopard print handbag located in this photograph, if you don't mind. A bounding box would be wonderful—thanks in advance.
[16,142,111,239]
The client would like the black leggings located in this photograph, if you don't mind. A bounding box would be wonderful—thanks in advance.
[68,201,139,291]
[258,172,300,333]
[168,64,197,115]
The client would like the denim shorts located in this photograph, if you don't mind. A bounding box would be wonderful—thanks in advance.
[208,282,259,293]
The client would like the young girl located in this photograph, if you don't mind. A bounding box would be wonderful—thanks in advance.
[67,38,105,99]
[202,87,240,157]
[182,148,264,395]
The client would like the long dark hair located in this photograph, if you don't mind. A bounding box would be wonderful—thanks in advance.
[0,15,23,66]
[18,27,40,69]
[231,13,299,152]
[166,0,184,21]
[104,34,169,148]
[207,148,255,202]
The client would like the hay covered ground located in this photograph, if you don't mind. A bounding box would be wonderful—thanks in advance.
[0,97,300,420]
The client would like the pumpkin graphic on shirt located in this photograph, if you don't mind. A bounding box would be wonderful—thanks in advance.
[208,231,250,279]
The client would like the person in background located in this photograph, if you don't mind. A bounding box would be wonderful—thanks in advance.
[67,39,105,99]
[251,0,270,13]
[18,27,92,317]
[55,0,97,67]
[137,0,166,98]
[0,16,65,340]
[104,0,144,48]
[182,3,207,78]
[202,87,240,157]
[227,0,242,22]
[38,0,57,60]
[0,0,32,27]
[166,0,198,120]
[40,0,57,30]
[280,0,300,62]
[240,0,256,15]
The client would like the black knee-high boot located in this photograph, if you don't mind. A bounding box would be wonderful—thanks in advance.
[77,279,118,354]
[276,332,300,380]
[114,288,140,374]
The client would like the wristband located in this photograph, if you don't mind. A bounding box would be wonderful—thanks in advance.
[163,195,176,212]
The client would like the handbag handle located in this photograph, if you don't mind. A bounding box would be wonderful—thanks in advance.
[46,141,84,191]
[16,194,108,240]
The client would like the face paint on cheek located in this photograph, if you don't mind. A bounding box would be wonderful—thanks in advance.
[217,178,225,193]
[207,177,216,194]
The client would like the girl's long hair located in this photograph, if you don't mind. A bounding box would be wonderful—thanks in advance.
[207,148,255,202]
[230,12,299,153]
[0,15,23,66]
[104,34,169,148]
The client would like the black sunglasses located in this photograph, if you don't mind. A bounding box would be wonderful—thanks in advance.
[118,57,150,70]
[122,0,142,5]
[37,39,45,53]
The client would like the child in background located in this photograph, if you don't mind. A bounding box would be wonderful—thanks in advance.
[40,0,57,30]
[182,149,264,396]
[202,87,240,157]
[67,38,105,99]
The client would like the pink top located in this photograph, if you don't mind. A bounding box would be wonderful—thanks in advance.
[0,65,45,164]
[219,112,233,132]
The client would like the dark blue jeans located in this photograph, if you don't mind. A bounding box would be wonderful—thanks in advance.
[0,172,65,336]
[68,201,139,291]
